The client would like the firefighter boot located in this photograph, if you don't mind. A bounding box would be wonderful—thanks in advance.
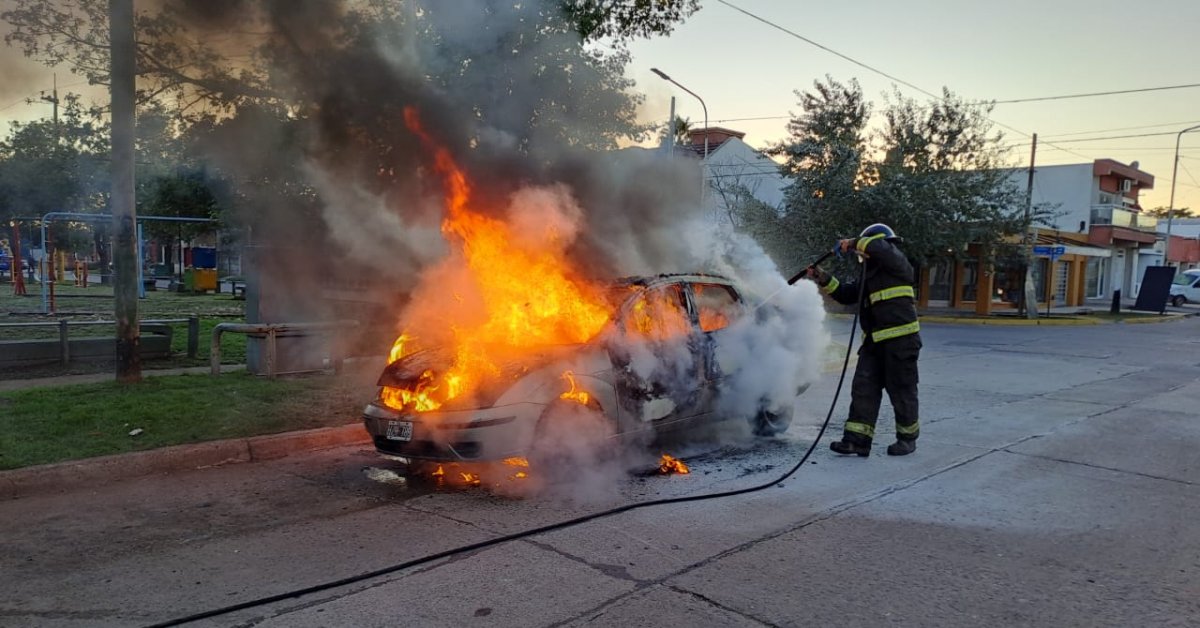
[886,440,917,456]
[830,439,870,457]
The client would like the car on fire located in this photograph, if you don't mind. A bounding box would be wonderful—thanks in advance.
[362,273,804,468]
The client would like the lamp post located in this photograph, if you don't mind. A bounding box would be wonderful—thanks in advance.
[651,68,709,203]
[650,68,708,158]
[1165,123,1200,266]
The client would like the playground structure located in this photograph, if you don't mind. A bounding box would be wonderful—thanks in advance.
[9,212,219,314]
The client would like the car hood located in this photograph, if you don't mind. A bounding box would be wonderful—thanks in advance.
[378,344,593,411]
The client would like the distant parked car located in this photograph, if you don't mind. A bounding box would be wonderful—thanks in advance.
[1170,269,1200,307]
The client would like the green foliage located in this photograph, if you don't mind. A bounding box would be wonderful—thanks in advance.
[1146,206,1193,219]
[769,76,1044,268]
[562,0,702,41]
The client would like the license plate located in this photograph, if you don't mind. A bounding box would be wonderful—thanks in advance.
[385,420,413,442]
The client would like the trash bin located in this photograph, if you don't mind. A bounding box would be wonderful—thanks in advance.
[194,268,217,291]
[183,268,196,292]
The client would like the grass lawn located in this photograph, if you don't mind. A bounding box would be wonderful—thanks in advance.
[0,282,244,318]
[0,370,378,470]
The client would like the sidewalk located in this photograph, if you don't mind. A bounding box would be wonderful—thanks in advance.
[917,297,1198,324]
[0,364,246,393]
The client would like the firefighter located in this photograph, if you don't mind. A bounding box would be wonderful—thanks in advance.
[806,223,921,456]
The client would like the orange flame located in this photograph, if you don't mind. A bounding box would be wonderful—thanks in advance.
[503,457,530,468]
[459,472,481,486]
[559,371,591,405]
[381,108,613,412]
[659,454,690,475]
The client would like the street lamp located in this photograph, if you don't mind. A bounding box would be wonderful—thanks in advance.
[1165,123,1200,266]
[650,68,709,159]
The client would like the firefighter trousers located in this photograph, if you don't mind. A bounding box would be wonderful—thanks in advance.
[843,334,920,444]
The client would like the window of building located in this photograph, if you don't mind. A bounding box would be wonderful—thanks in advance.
[1031,259,1048,300]
[928,259,952,302]
[1086,257,1107,297]
[961,260,978,302]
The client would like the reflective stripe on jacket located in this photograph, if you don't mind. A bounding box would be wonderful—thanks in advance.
[822,237,920,344]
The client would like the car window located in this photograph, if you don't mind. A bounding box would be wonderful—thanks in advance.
[692,283,741,332]
[624,284,691,341]
[1173,274,1194,286]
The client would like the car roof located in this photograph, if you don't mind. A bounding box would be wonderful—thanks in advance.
[614,273,735,290]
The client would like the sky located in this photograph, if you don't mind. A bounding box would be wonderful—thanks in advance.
[626,0,1200,214]
[2,0,1199,213]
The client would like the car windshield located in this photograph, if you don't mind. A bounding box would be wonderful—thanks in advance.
[1174,273,1199,285]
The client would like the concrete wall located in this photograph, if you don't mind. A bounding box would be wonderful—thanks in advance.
[0,327,173,368]
[1004,164,1095,234]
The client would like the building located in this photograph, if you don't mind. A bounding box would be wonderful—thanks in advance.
[1161,217,1200,270]
[918,159,1157,313]
[671,127,788,222]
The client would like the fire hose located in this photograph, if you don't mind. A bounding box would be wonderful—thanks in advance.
[147,257,863,628]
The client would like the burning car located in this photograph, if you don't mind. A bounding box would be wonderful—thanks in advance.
[362,273,803,468]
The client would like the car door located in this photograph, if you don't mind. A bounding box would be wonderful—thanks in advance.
[1188,275,1200,302]
[687,281,746,385]
[608,282,705,423]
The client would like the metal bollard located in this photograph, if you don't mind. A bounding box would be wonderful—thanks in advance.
[59,319,69,364]
[187,315,199,358]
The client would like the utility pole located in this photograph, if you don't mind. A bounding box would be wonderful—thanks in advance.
[111,0,140,382]
[1020,133,1039,319]
[666,96,675,159]
[39,74,59,127]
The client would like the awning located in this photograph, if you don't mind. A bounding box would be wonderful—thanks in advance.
[1062,244,1110,258]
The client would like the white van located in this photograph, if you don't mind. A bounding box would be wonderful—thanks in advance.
[1169,269,1200,307]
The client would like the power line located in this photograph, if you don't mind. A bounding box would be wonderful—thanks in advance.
[1180,160,1200,190]
[992,83,1200,105]
[1007,131,1181,146]
[713,0,938,99]
[1042,119,1200,138]
[712,115,791,124]
[0,79,93,113]
[713,0,1094,162]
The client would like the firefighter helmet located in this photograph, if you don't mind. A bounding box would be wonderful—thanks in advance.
[859,223,901,242]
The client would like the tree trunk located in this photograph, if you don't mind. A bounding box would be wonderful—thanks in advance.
[111,0,140,382]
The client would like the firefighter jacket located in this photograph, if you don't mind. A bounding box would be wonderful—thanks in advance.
[821,235,921,346]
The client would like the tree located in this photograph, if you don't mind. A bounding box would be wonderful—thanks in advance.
[769,76,871,272]
[657,115,692,149]
[2,0,274,114]
[563,0,702,41]
[867,88,1028,263]
[770,77,1039,273]
[1146,206,1193,219]
[0,94,109,256]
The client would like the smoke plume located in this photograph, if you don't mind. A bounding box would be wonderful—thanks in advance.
[161,0,830,498]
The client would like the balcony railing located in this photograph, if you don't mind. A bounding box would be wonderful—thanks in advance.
[1090,205,1158,231]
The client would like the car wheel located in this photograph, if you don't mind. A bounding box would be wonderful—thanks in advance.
[752,403,794,437]
[528,400,617,477]
[1172,295,1186,307]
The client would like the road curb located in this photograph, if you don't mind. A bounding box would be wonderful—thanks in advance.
[0,423,369,501]
[920,315,1102,326]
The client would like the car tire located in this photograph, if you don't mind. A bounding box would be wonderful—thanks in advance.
[752,403,794,437]
[528,400,617,477]
[1172,295,1186,307]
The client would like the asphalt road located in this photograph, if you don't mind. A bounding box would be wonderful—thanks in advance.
[3,317,1199,627]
